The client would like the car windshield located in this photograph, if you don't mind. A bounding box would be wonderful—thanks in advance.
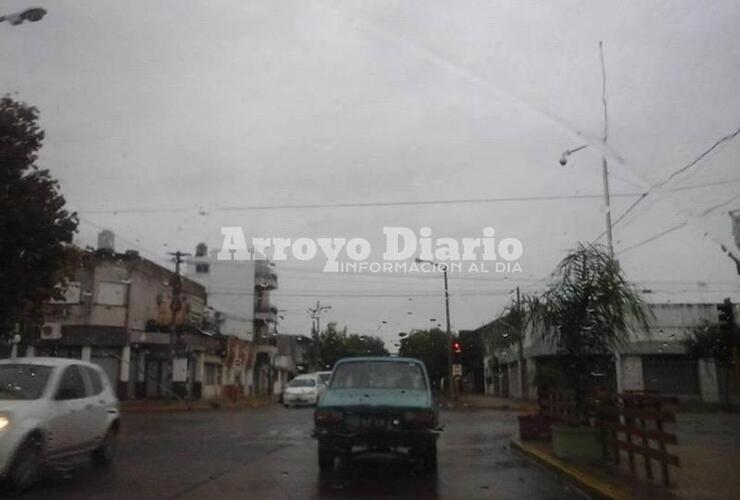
[288,378,316,388]
[331,361,427,390]
[0,364,53,400]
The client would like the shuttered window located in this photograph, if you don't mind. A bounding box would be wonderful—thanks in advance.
[642,355,699,395]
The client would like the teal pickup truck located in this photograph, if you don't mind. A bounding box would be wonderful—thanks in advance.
[313,357,440,472]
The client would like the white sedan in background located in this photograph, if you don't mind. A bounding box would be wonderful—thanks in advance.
[282,375,321,408]
[0,358,120,492]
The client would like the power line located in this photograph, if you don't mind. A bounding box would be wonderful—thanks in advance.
[76,192,645,215]
[594,126,740,242]
[77,217,168,264]
[612,188,740,256]
[75,177,740,220]
[616,222,688,255]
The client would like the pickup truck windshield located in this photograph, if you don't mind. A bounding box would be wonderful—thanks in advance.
[331,361,426,390]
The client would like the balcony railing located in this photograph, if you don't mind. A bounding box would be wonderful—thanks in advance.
[255,270,278,289]
[254,304,278,323]
[255,260,278,290]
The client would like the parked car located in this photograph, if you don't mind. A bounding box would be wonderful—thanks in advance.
[282,374,321,408]
[315,371,332,388]
[313,357,440,472]
[0,358,121,491]
[314,370,333,398]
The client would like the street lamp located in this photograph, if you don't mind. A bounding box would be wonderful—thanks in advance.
[557,42,614,259]
[415,257,456,400]
[0,7,47,26]
[558,144,588,166]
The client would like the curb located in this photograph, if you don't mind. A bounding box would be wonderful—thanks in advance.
[441,401,536,412]
[510,438,631,500]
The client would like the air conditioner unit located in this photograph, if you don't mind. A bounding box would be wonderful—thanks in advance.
[40,322,62,340]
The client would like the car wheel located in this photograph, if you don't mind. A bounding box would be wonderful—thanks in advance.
[92,425,118,467]
[318,443,334,471]
[7,435,42,492]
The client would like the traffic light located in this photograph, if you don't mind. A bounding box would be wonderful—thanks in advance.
[451,340,462,354]
[717,298,735,334]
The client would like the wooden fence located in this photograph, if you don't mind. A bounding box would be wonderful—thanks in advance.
[536,391,680,487]
[594,392,680,487]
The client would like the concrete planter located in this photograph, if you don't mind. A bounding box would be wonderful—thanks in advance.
[551,424,603,463]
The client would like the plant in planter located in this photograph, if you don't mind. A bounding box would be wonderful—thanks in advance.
[526,243,651,461]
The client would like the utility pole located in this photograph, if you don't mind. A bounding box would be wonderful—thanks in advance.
[167,251,190,397]
[599,41,615,259]
[416,257,455,400]
[516,286,526,399]
[443,266,456,401]
[307,300,331,369]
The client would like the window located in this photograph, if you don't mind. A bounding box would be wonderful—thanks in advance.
[0,364,53,400]
[82,366,104,395]
[195,263,210,274]
[56,366,87,400]
[96,282,127,306]
[643,355,699,395]
[205,363,222,385]
[332,361,427,390]
[288,378,316,388]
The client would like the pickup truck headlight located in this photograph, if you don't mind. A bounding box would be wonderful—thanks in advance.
[0,416,10,431]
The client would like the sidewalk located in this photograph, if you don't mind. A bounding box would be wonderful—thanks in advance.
[121,396,272,413]
[442,393,538,412]
[512,412,740,500]
[511,439,675,500]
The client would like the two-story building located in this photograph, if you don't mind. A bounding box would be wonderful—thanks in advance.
[26,240,222,401]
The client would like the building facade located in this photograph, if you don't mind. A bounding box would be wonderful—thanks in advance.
[26,247,221,400]
[185,243,279,397]
[480,301,740,405]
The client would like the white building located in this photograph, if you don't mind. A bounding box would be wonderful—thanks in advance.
[185,243,279,397]
[481,301,740,405]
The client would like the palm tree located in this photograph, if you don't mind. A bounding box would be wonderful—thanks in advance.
[526,243,652,423]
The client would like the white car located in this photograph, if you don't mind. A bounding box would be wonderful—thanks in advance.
[0,358,120,491]
[314,371,332,389]
[282,375,321,408]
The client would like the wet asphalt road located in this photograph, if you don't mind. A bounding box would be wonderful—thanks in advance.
[21,405,588,500]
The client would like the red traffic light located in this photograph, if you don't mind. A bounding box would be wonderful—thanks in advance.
[451,340,462,354]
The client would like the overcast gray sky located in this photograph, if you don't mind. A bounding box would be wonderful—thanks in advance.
[3,0,739,346]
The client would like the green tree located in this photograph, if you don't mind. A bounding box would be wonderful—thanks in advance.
[527,243,651,422]
[316,322,388,369]
[0,96,78,339]
[399,328,449,389]
[344,334,387,357]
